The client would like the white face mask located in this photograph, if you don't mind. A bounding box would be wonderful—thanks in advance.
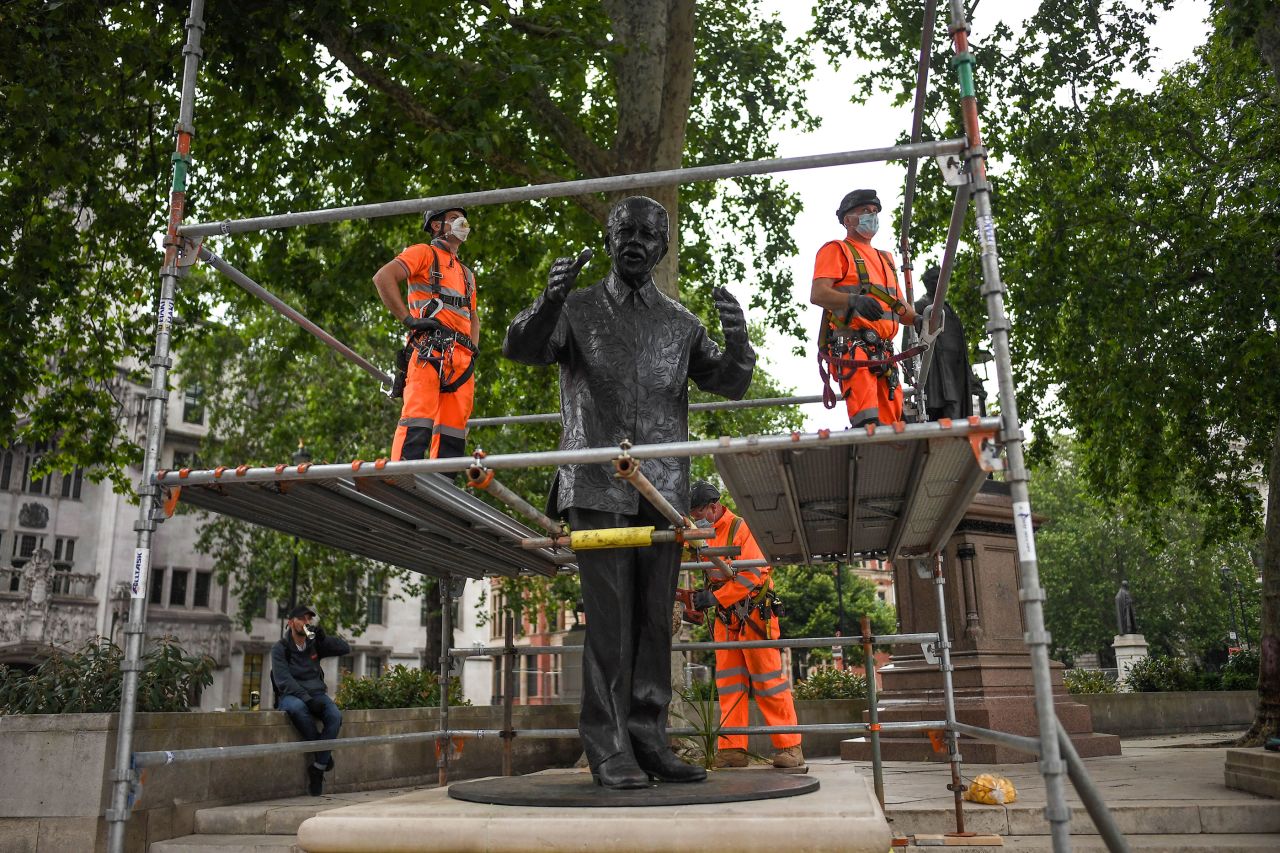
[447,216,471,242]
[694,518,713,529]
[856,212,879,238]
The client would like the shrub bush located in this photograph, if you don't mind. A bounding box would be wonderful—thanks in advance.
[1063,668,1117,694]
[0,637,215,714]
[1195,671,1222,692]
[333,664,468,710]
[793,667,867,701]
[1221,648,1260,691]
[1123,655,1199,692]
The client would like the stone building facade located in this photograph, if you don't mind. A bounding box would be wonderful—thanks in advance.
[0,369,492,708]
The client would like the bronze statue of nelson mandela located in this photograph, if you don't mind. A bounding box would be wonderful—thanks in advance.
[503,196,756,789]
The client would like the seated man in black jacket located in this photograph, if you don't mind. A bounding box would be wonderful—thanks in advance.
[271,605,351,796]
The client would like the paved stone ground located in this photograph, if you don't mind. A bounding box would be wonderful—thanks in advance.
[153,731,1280,852]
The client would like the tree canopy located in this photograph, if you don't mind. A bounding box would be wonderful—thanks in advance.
[812,0,1279,741]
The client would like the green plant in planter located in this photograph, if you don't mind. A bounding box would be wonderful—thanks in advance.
[1123,655,1199,693]
[0,637,214,714]
[333,664,468,710]
[1221,648,1260,691]
[793,667,867,701]
[1063,668,1117,695]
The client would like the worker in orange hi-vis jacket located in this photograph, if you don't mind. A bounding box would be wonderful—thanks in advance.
[687,481,804,770]
[810,188,908,428]
[373,207,479,461]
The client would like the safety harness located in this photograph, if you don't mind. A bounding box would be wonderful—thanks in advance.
[816,241,926,410]
[398,246,478,396]
[704,517,784,640]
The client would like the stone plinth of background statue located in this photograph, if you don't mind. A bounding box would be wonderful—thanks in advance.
[1111,580,1149,681]
[843,481,1122,763]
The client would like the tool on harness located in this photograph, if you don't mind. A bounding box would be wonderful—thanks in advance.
[411,328,478,394]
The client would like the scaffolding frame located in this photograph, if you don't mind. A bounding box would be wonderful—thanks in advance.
[105,1,1119,851]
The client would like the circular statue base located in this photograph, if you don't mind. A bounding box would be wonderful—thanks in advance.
[448,769,819,808]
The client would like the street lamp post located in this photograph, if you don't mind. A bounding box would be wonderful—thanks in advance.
[1220,565,1241,651]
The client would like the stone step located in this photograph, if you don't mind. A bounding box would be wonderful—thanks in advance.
[193,787,432,836]
[148,834,300,853]
[887,799,1280,837]
[909,833,1280,851]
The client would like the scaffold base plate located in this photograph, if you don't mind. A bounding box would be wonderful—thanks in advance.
[447,769,818,807]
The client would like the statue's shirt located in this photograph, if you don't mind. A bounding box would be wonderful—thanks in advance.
[504,272,755,516]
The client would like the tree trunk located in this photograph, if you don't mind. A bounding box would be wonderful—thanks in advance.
[421,578,442,684]
[605,0,696,299]
[1253,4,1280,100]
[1239,413,1280,746]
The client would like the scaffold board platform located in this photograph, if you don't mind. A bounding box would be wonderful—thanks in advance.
[173,472,569,579]
[715,416,1001,564]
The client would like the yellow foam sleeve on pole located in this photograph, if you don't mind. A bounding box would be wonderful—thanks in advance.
[569,526,656,550]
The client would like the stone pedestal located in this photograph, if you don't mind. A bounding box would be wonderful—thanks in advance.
[1112,633,1149,680]
[1225,748,1280,799]
[843,482,1121,764]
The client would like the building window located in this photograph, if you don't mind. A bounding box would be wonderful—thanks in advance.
[172,450,201,470]
[338,654,356,684]
[365,653,386,677]
[169,569,190,607]
[12,533,43,567]
[367,592,385,625]
[59,467,84,500]
[23,456,51,496]
[182,384,205,425]
[241,653,263,708]
[0,449,13,490]
[246,588,268,620]
[53,537,75,570]
[193,571,212,608]
[149,568,165,605]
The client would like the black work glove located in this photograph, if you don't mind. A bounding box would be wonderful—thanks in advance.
[546,248,593,304]
[849,293,883,322]
[712,286,748,348]
[403,315,444,334]
[692,587,717,611]
[306,695,328,716]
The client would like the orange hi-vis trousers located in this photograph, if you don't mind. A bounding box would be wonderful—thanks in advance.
[713,612,801,751]
[839,348,902,427]
[391,345,474,461]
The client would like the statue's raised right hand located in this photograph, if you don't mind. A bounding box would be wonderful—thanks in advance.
[546,248,593,303]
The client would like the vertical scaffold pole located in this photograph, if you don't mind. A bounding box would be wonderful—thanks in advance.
[438,578,453,788]
[502,614,516,776]
[859,614,885,809]
[931,556,966,835]
[944,2,1072,850]
[106,2,205,850]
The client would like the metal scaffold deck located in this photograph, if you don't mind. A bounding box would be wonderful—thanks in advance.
[171,471,570,579]
[716,416,1001,564]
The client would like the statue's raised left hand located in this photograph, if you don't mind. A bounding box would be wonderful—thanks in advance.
[712,286,747,346]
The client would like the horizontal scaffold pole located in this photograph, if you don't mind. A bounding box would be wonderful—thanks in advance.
[467,394,834,428]
[447,632,939,658]
[178,139,969,238]
[199,246,393,388]
[155,417,1001,487]
[520,526,713,551]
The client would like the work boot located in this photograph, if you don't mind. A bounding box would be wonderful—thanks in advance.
[772,746,805,769]
[713,748,749,769]
[635,747,708,783]
[307,764,325,796]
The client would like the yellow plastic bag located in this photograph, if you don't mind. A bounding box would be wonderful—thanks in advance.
[963,773,1017,805]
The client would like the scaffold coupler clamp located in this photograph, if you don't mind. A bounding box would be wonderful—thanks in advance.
[106,759,143,821]
[466,449,493,490]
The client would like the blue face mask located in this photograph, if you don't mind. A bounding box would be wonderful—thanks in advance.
[856,212,879,238]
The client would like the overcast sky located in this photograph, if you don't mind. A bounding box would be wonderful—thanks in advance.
[739,0,1210,430]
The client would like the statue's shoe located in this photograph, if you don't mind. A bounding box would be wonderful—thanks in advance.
[591,754,650,789]
[635,748,708,783]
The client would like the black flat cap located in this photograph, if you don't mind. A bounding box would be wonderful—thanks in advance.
[836,189,882,221]
[689,481,722,509]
